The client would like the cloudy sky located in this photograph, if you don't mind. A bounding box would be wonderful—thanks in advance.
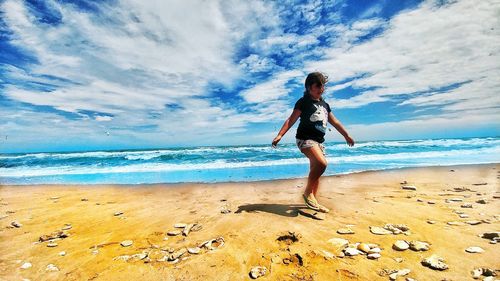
[1,0,499,153]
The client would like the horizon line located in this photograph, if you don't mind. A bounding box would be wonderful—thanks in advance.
[1,135,498,155]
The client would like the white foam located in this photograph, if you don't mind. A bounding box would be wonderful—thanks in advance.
[333,146,500,162]
[0,145,299,160]
[1,137,497,161]
[1,146,499,178]
[334,137,499,149]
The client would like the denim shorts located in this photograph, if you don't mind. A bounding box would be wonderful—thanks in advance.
[296,138,326,155]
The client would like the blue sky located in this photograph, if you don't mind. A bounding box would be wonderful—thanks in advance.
[0,0,499,153]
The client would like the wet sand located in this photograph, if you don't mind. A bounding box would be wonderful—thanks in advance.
[0,164,499,280]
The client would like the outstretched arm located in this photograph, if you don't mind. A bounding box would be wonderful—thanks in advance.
[272,109,301,147]
[328,112,354,146]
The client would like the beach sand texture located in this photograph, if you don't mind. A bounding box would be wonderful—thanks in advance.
[1,164,499,280]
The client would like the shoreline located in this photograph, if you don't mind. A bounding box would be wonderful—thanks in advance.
[1,162,499,188]
[1,163,499,280]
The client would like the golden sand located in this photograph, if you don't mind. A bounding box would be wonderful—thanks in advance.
[1,164,499,280]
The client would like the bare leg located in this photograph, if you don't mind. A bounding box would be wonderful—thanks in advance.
[301,144,327,198]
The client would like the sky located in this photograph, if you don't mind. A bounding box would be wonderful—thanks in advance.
[0,0,499,153]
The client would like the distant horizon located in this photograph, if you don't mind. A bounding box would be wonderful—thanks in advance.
[1,134,498,155]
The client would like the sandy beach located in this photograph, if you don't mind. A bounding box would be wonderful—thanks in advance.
[0,164,499,280]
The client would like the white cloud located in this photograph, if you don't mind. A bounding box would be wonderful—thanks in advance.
[1,0,499,152]
[251,33,320,55]
[1,1,83,68]
[357,2,384,19]
[350,18,385,32]
[239,70,304,103]
[342,108,500,141]
[95,115,113,122]
[237,16,388,112]
[399,77,500,112]
[0,0,284,145]
[238,54,280,73]
[308,0,500,113]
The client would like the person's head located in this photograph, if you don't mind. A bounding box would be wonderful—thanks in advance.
[304,72,328,99]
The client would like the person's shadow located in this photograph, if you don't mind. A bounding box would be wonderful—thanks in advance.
[235,203,313,218]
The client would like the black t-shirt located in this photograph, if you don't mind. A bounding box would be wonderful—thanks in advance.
[294,94,332,143]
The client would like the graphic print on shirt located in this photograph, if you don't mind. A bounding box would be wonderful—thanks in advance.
[309,104,328,133]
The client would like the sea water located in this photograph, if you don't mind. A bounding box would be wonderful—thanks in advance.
[0,137,499,185]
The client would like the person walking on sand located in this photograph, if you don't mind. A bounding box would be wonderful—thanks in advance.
[272,72,355,213]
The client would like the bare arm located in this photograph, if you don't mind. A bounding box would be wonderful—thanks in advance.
[272,109,301,147]
[328,112,355,147]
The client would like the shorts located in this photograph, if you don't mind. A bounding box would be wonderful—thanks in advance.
[296,138,326,155]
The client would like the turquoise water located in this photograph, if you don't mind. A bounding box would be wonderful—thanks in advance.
[1,137,499,185]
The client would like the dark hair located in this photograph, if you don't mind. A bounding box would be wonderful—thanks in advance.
[304,72,328,96]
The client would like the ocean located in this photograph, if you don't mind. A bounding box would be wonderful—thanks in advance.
[0,137,499,185]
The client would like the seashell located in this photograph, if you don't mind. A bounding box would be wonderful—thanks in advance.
[357,243,370,253]
[249,266,267,279]
[168,248,187,261]
[120,240,133,247]
[187,247,201,254]
[167,230,182,236]
[393,240,409,251]
[369,226,392,235]
[191,223,202,232]
[200,236,225,250]
[182,224,194,236]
